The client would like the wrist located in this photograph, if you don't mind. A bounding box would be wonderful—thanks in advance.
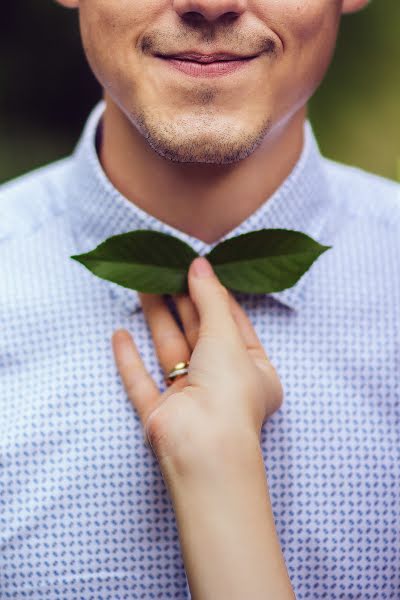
[157,430,295,600]
[158,428,263,490]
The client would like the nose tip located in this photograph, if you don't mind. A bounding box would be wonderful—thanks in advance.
[173,0,247,22]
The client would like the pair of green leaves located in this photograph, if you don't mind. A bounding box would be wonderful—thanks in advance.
[70,228,331,295]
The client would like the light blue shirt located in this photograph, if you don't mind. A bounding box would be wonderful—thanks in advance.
[1,102,399,599]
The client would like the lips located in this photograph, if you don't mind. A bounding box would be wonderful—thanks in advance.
[157,52,257,63]
[158,56,255,78]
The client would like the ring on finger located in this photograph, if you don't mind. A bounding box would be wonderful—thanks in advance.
[165,360,190,386]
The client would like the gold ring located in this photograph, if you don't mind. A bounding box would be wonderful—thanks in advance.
[166,360,190,386]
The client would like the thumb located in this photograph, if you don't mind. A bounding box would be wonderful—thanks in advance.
[188,256,239,340]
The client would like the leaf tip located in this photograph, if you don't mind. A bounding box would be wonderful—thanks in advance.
[70,253,85,265]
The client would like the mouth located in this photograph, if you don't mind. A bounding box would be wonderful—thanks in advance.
[157,51,259,62]
[155,53,259,78]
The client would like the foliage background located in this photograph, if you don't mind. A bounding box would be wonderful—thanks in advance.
[0,0,399,184]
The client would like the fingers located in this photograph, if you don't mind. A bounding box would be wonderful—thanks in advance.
[173,289,268,360]
[172,293,200,350]
[175,260,269,363]
[111,328,160,427]
[138,292,192,377]
[187,257,242,344]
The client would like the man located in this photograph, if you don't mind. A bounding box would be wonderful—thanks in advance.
[1,0,399,598]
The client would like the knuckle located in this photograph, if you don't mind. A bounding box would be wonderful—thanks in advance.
[144,408,164,452]
[144,406,179,460]
[254,359,284,413]
[144,395,193,463]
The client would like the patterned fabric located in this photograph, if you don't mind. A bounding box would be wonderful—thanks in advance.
[1,101,399,599]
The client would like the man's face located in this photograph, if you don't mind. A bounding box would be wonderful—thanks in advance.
[66,0,364,164]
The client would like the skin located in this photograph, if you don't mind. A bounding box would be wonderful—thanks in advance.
[55,0,370,595]
[57,0,369,243]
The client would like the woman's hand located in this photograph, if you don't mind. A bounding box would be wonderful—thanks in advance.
[111,256,283,468]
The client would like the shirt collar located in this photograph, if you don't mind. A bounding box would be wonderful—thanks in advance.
[69,101,336,314]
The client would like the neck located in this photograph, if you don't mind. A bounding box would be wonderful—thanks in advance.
[99,96,307,245]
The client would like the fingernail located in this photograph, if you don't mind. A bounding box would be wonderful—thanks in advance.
[192,257,213,278]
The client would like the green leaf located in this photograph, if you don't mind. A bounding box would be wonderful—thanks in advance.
[70,230,199,294]
[70,228,332,295]
[204,229,331,293]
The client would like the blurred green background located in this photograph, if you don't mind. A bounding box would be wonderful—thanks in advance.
[0,1,399,184]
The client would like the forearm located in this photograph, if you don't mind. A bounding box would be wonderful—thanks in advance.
[159,433,296,600]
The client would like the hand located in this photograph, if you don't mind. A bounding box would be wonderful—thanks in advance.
[111,257,283,468]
